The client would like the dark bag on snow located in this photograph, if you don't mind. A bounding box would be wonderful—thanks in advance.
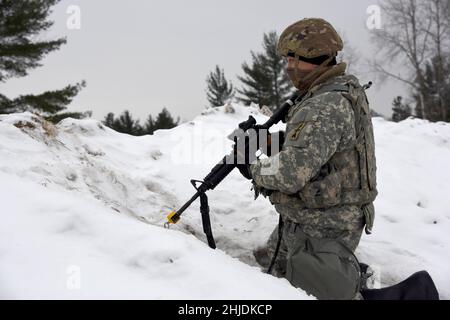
[361,270,439,300]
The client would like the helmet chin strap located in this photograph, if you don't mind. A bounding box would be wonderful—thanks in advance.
[294,54,336,92]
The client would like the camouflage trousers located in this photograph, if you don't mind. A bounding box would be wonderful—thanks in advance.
[266,218,363,279]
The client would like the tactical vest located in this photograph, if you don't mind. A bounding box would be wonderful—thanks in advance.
[295,79,378,221]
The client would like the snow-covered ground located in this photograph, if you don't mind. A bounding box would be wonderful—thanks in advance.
[0,105,449,299]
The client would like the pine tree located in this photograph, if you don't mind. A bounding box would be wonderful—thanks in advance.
[392,96,412,122]
[144,115,155,135]
[103,109,179,136]
[116,110,143,135]
[0,81,86,115]
[102,110,143,135]
[237,31,293,110]
[153,108,179,131]
[102,112,124,133]
[103,113,116,129]
[47,110,92,124]
[0,0,88,122]
[413,56,450,122]
[238,53,271,107]
[206,65,234,107]
[260,32,293,107]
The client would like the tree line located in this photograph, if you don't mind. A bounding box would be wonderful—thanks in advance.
[0,0,179,136]
[102,108,179,136]
[207,0,450,124]
[2,0,449,130]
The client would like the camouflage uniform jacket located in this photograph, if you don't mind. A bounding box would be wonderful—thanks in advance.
[250,69,377,246]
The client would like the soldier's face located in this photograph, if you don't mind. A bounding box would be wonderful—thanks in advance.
[285,56,318,91]
[286,56,317,72]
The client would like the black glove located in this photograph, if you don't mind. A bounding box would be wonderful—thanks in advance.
[235,130,286,180]
[252,181,274,199]
[233,134,256,180]
[237,163,253,180]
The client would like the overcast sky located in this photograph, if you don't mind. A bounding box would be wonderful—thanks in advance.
[2,0,407,122]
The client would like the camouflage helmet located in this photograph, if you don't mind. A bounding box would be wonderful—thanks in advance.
[278,18,343,59]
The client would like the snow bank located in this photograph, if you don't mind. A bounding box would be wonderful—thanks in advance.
[357,117,450,297]
[0,108,449,299]
[0,110,309,299]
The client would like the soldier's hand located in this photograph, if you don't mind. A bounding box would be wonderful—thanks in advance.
[237,163,252,180]
[232,135,254,180]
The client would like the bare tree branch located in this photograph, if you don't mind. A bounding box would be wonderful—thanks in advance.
[372,61,418,88]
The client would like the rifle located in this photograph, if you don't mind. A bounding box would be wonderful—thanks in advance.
[165,92,300,249]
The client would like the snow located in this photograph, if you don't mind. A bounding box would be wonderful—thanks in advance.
[0,107,449,299]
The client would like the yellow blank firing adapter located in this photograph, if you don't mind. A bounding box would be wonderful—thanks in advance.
[167,211,180,225]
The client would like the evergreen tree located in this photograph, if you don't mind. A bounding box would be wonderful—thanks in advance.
[103,108,179,136]
[391,96,412,122]
[206,65,234,107]
[413,56,450,122]
[47,110,92,124]
[0,81,86,116]
[116,110,143,135]
[102,110,143,135]
[153,107,179,131]
[237,31,293,110]
[0,0,88,122]
[238,53,271,108]
[260,32,293,107]
[103,113,116,129]
[144,115,155,135]
[102,112,124,133]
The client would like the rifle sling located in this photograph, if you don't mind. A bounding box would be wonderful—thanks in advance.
[200,192,216,249]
